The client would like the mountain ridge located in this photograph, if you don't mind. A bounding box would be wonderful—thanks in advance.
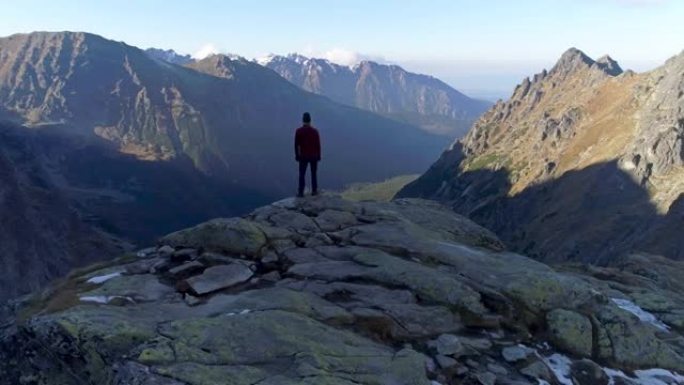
[399,47,684,264]
[258,53,492,138]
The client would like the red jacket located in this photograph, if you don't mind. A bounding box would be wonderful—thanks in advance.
[294,124,321,161]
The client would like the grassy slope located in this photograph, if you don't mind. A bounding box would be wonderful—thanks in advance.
[341,175,419,202]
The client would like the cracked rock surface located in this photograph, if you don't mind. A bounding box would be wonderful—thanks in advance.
[1,195,683,384]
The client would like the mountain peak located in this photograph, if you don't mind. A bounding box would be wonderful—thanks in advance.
[255,53,311,66]
[595,54,624,76]
[561,47,593,62]
[286,53,310,64]
[550,47,595,76]
[550,48,623,78]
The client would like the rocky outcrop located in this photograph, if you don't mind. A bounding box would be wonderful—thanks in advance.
[2,195,683,384]
[623,51,684,184]
[258,54,492,138]
[399,47,684,264]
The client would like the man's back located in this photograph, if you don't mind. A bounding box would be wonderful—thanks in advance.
[295,125,321,161]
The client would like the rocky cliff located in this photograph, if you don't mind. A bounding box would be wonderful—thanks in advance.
[259,54,491,138]
[399,48,684,264]
[1,195,683,384]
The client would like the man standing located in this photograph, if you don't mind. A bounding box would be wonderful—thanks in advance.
[294,112,321,197]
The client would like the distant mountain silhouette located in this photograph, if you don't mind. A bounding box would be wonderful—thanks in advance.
[399,48,684,264]
[258,54,491,138]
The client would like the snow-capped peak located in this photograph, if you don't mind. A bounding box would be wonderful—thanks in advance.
[255,53,278,66]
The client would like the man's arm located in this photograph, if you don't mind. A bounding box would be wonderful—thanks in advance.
[294,129,301,161]
[315,130,321,161]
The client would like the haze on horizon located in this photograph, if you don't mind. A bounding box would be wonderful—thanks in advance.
[2,0,683,100]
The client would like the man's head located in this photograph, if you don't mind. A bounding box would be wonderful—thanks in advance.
[302,112,312,124]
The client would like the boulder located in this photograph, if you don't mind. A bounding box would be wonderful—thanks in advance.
[547,309,593,357]
[161,218,266,257]
[184,264,254,295]
[168,261,204,278]
[314,209,358,232]
[435,354,458,370]
[80,274,174,303]
[432,334,463,356]
[502,345,534,363]
[595,305,684,370]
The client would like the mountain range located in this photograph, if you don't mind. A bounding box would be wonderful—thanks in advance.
[399,47,684,264]
[258,53,492,138]
[146,49,491,139]
[0,31,447,300]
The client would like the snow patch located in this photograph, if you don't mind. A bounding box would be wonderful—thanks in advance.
[528,345,684,385]
[256,54,277,66]
[225,309,251,317]
[605,368,684,385]
[80,295,132,304]
[542,353,574,385]
[86,272,122,284]
[612,298,671,331]
[193,43,219,60]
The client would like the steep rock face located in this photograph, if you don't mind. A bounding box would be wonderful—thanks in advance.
[399,48,684,263]
[259,54,491,137]
[624,52,684,186]
[1,195,683,384]
[0,32,446,196]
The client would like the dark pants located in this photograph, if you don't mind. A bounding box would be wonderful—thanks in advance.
[298,160,318,195]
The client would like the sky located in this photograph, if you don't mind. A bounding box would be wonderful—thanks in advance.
[1,0,683,100]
